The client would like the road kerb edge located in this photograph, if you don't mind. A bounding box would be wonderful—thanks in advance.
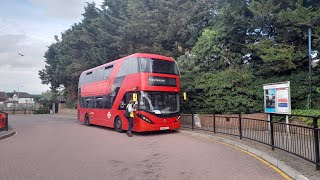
[0,130,16,140]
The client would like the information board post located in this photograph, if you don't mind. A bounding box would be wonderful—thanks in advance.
[263,82,291,134]
[286,115,289,134]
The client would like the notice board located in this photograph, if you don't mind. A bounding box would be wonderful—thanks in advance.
[263,82,291,114]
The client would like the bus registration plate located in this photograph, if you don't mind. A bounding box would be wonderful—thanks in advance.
[160,127,169,130]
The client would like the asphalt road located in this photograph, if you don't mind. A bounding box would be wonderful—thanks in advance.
[0,115,285,180]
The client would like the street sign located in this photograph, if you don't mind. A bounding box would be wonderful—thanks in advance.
[263,81,291,114]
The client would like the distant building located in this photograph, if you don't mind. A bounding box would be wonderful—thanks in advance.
[52,96,66,113]
[7,92,35,108]
[0,92,6,105]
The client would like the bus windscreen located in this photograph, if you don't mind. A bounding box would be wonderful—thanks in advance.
[139,91,179,115]
[139,58,179,75]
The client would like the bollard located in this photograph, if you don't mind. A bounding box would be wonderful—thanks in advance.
[5,112,8,131]
[191,113,194,130]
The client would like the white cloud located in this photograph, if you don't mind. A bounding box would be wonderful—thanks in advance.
[29,0,104,19]
[0,18,67,43]
[0,32,50,94]
[0,34,27,53]
[0,68,49,94]
[0,0,104,94]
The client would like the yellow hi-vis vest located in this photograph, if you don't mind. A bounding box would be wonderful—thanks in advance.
[126,104,134,118]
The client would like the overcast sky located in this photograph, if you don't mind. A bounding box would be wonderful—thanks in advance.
[0,0,104,94]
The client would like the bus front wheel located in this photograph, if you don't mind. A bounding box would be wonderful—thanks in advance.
[84,114,90,126]
[114,116,123,133]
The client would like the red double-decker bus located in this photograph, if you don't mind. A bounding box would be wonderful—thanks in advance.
[77,53,181,132]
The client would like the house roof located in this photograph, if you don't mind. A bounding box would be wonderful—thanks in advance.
[0,92,6,102]
[0,92,5,98]
[15,92,33,98]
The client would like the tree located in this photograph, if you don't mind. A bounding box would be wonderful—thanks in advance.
[40,0,320,112]
[179,0,320,112]
[40,0,215,100]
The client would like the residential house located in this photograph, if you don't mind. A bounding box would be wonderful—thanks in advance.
[7,92,35,108]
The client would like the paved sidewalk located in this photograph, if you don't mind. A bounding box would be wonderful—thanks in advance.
[1,115,286,180]
[0,127,16,140]
[182,129,320,180]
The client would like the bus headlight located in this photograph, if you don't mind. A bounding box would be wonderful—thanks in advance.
[174,116,181,122]
[137,114,154,124]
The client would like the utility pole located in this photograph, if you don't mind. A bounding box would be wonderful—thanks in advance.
[295,23,313,109]
[308,27,312,109]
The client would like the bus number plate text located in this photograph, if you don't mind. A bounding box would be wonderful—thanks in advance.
[160,127,169,130]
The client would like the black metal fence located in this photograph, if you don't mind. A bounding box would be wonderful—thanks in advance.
[8,109,35,115]
[0,108,35,115]
[0,111,8,131]
[181,113,320,170]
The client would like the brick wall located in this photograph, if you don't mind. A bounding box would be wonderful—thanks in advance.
[182,113,270,131]
[58,109,77,117]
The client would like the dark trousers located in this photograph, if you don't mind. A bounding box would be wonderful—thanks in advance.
[127,117,133,134]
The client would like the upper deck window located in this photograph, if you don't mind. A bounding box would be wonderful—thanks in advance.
[104,65,114,79]
[116,58,139,77]
[79,64,114,86]
[85,71,94,83]
[138,58,179,75]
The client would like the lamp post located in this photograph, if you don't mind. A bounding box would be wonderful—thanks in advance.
[295,23,313,109]
[308,27,312,109]
[17,86,23,109]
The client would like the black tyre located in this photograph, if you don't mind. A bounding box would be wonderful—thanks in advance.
[84,114,90,126]
[114,116,123,133]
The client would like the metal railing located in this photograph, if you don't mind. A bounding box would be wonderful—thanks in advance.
[181,113,320,170]
[0,108,35,115]
[0,104,35,114]
[0,111,8,131]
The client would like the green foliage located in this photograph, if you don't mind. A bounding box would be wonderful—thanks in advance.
[66,99,78,109]
[35,90,62,114]
[179,0,320,113]
[181,67,262,113]
[32,94,42,103]
[34,99,52,114]
[248,40,296,74]
[292,109,320,126]
[40,1,214,99]
[34,107,50,114]
[41,0,320,115]
[41,90,58,101]
[180,66,320,113]
[189,28,229,71]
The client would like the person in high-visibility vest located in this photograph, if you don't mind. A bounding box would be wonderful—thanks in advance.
[126,100,135,137]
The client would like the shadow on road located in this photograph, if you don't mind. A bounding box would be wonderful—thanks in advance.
[82,123,180,136]
[134,130,180,137]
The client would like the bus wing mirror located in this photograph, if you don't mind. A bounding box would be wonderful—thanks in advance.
[120,101,125,108]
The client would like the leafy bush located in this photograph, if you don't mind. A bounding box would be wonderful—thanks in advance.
[270,114,287,122]
[291,109,320,126]
[34,107,50,114]
[66,99,78,109]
